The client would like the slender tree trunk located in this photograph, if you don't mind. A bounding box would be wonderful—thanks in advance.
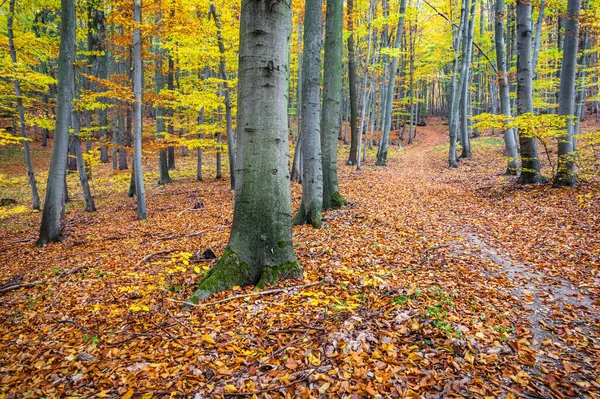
[132,0,147,219]
[8,0,40,210]
[290,23,303,182]
[346,0,359,165]
[186,0,301,305]
[531,0,546,74]
[210,0,235,189]
[460,0,477,158]
[321,0,346,209]
[155,7,171,185]
[553,0,580,186]
[516,0,543,184]
[71,113,96,212]
[197,105,204,181]
[293,0,324,227]
[376,0,408,166]
[495,0,520,174]
[449,2,469,167]
[357,0,375,170]
[167,50,176,170]
[407,25,416,145]
[38,0,75,246]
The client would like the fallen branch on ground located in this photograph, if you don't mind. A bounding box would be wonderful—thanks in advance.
[135,249,177,267]
[0,264,90,295]
[169,281,320,308]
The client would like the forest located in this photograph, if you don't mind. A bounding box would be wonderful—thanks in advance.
[0,0,599,396]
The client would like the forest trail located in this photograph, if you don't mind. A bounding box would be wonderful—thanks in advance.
[1,119,599,398]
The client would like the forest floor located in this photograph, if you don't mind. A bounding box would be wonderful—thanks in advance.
[1,119,599,399]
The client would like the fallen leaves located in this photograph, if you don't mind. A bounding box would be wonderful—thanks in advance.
[0,120,599,398]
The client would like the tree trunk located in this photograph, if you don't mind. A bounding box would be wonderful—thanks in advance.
[197,105,204,181]
[132,0,147,219]
[449,2,469,167]
[357,0,375,170]
[531,0,546,74]
[293,0,324,227]
[495,0,520,174]
[346,0,359,165]
[71,113,96,212]
[375,0,408,166]
[8,0,40,210]
[460,0,477,159]
[37,0,75,246]
[209,0,236,190]
[553,0,580,186]
[186,0,301,305]
[167,44,176,171]
[516,0,543,184]
[155,7,171,185]
[407,25,416,145]
[321,0,346,210]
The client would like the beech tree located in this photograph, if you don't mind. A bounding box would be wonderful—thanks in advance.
[186,0,301,305]
[293,0,324,228]
[554,0,581,186]
[132,0,147,220]
[321,0,346,210]
[37,0,75,246]
[516,0,543,184]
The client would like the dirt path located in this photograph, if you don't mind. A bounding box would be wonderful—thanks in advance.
[376,120,600,398]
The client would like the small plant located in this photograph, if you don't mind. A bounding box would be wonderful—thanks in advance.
[393,294,411,306]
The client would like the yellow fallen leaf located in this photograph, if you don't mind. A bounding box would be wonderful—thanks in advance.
[464,352,474,364]
[201,333,216,344]
[193,266,201,274]
[121,389,134,399]
[224,384,237,393]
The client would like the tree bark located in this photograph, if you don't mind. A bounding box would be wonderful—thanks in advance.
[37,0,76,246]
[132,0,147,220]
[71,113,96,212]
[209,0,236,190]
[495,0,520,174]
[321,0,346,210]
[516,0,543,184]
[553,0,580,186]
[293,0,324,227]
[376,0,408,166]
[155,6,171,185]
[186,0,301,305]
[346,0,359,165]
[449,2,469,167]
[8,0,40,210]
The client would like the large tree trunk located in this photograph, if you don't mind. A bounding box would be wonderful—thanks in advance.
[132,0,147,220]
[37,0,75,246]
[321,0,346,210]
[516,0,543,184]
[8,0,40,210]
[210,1,236,190]
[293,0,324,227]
[186,0,301,305]
[155,7,171,185]
[495,0,520,174]
[375,0,407,166]
[346,0,359,165]
[553,0,580,186]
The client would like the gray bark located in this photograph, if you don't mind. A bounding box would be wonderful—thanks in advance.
[531,0,545,73]
[553,0,581,186]
[38,0,76,246]
[495,0,520,173]
[8,0,40,210]
[294,0,324,227]
[71,113,96,212]
[516,0,543,184]
[346,0,359,165]
[376,0,408,166]
[449,3,469,167]
[187,0,301,305]
[155,7,171,185]
[132,0,147,219]
[321,0,346,210]
[357,0,374,170]
[459,0,477,159]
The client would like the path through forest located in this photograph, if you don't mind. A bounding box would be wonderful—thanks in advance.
[1,119,599,398]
